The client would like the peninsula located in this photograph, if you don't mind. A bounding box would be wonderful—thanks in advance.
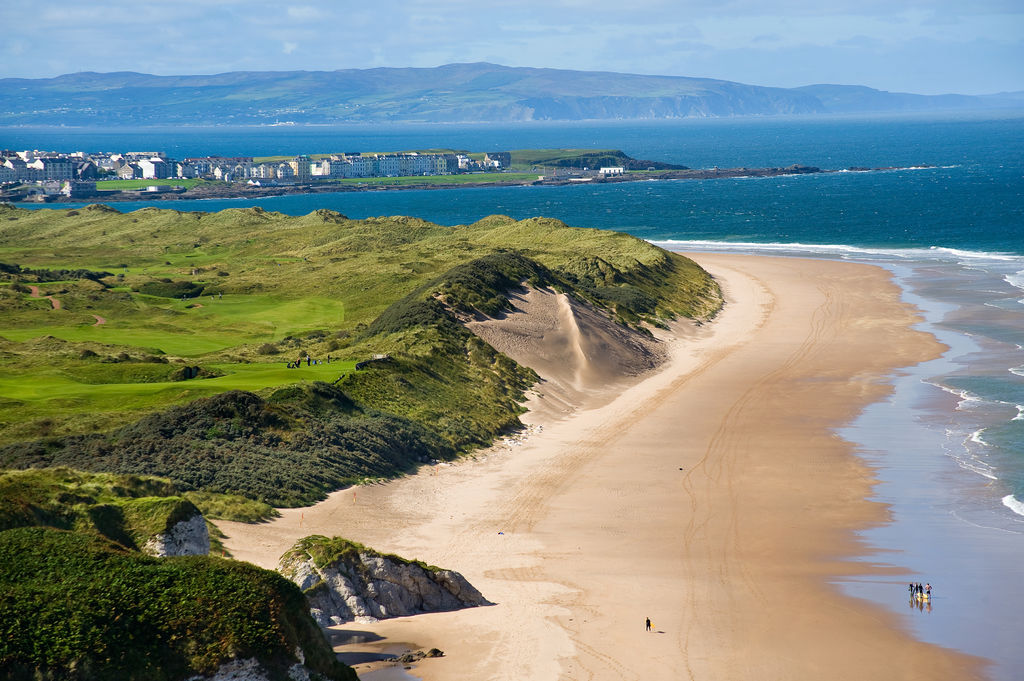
[0,145,924,203]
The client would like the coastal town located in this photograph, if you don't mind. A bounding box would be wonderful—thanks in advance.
[0,145,874,205]
[0,148,524,201]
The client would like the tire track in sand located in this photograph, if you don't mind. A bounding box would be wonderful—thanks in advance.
[675,271,837,680]
[420,264,774,680]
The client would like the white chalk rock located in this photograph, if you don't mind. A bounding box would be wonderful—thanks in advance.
[278,536,489,627]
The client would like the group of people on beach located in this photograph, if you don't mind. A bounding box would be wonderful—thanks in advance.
[909,582,933,613]
[908,582,932,598]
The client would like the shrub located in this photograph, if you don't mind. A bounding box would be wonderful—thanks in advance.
[0,388,455,507]
[256,343,279,355]
[137,280,205,299]
[0,528,357,681]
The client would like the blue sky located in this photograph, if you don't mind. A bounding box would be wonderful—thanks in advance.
[1,0,1021,95]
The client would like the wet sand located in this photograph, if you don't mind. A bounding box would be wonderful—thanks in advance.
[217,254,987,680]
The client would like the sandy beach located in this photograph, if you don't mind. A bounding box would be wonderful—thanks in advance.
[217,253,988,680]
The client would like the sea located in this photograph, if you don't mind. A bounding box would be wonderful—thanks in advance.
[4,113,1023,678]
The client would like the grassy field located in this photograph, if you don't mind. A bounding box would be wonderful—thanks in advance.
[0,203,721,503]
[95,178,212,191]
[329,172,538,186]
[249,147,634,175]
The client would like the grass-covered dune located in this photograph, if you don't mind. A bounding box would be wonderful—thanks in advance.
[0,467,275,550]
[0,203,721,507]
[0,526,357,681]
[0,469,355,679]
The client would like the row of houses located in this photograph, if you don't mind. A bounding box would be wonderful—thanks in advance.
[1,148,514,185]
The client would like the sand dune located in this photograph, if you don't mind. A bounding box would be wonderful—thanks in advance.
[216,254,985,680]
[465,287,667,419]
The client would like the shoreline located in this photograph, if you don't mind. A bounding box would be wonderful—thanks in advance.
[831,260,1024,681]
[3,164,927,205]
[216,253,987,680]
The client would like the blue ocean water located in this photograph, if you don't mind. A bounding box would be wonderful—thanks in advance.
[6,114,1023,252]
[4,113,1024,676]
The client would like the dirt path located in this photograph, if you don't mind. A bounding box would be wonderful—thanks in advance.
[92,315,106,326]
[28,285,61,310]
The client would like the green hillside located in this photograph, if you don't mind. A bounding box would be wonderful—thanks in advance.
[1,63,1004,125]
[0,203,721,506]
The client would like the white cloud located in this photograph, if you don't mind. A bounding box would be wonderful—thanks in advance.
[286,6,321,21]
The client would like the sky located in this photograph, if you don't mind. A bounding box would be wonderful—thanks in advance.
[1,0,1022,95]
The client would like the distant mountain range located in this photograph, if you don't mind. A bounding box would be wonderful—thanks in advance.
[1,62,1021,126]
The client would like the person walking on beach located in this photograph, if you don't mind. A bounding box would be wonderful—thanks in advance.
[645,617,651,632]
[925,583,932,597]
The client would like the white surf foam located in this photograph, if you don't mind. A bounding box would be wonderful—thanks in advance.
[1001,494,1024,518]
[939,426,999,480]
[1004,270,1024,306]
[969,429,991,447]
[652,240,1023,265]
[927,380,983,410]
[1004,270,1024,291]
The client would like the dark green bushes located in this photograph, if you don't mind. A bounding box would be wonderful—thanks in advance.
[0,467,275,546]
[432,252,557,316]
[0,262,113,283]
[0,527,356,681]
[136,280,205,299]
[363,252,557,339]
[0,387,454,507]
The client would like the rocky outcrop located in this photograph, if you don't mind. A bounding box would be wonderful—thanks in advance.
[278,535,489,627]
[187,651,325,681]
[143,513,210,557]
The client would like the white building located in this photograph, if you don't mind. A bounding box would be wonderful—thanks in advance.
[138,158,172,180]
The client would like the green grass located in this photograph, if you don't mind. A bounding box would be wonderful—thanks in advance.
[0,356,356,442]
[0,203,721,504]
[95,178,210,191]
[328,172,538,186]
[0,467,276,532]
[507,148,620,167]
[1,288,346,355]
[280,535,440,579]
